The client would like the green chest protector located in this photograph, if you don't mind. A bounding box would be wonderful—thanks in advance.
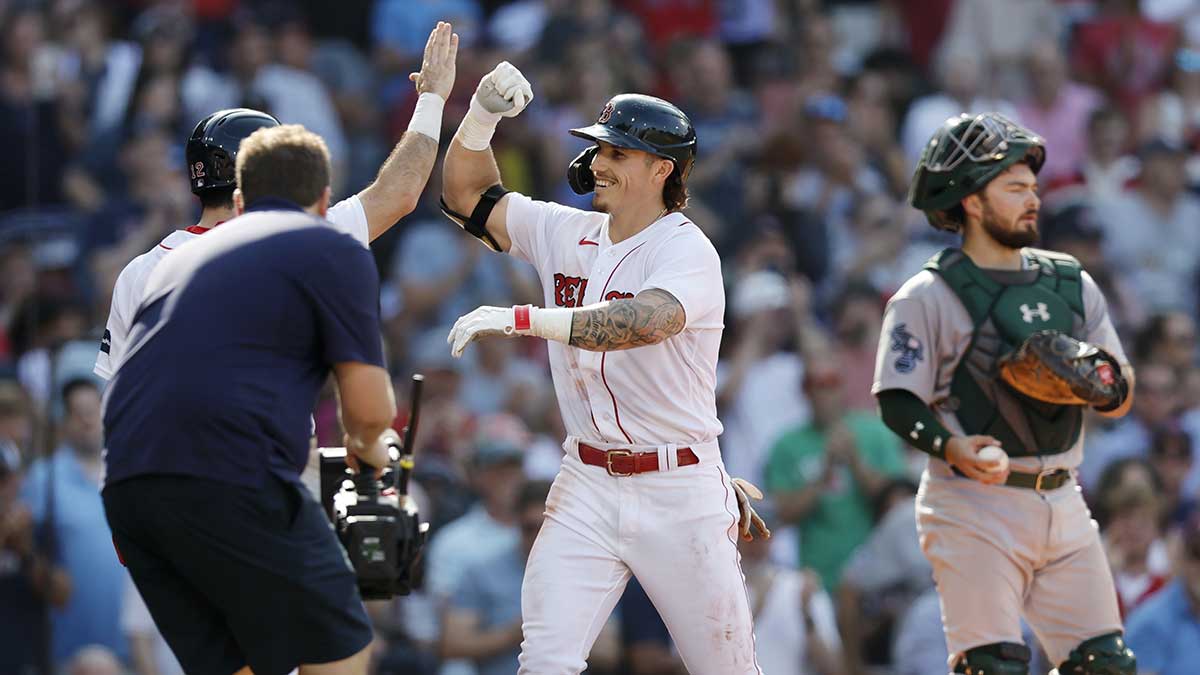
[925,248,1087,457]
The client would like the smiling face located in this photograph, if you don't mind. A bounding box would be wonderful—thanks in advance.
[964,161,1041,249]
[588,141,674,214]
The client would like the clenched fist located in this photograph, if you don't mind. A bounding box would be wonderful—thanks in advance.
[474,61,533,118]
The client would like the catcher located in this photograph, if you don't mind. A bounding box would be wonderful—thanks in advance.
[872,113,1137,675]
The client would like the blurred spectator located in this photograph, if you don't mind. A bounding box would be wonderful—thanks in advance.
[889,587,949,675]
[1135,311,1198,369]
[1099,481,1171,617]
[1015,42,1104,183]
[424,425,526,602]
[781,94,888,250]
[1038,202,1145,333]
[764,357,907,590]
[1124,512,1200,675]
[1095,138,1200,315]
[65,645,123,675]
[617,576,684,675]
[666,38,760,235]
[740,531,841,675]
[9,295,89,406]
[837,478,931,675]
[0,379,34,459]
[373,0,482,62]
[1138,46,1200,150]
[1148,423,1197,527]
[20,379,128,665]
[198,12,349,191]
[716,270,813,485]
[121,574,183,675]
[829,282,885,412]
[1,438,70,675]
[935,0,1060,100]
[900,51,1017,167]
[1083,360,1178,493]
[0,4,73,211]
[1071,0,1179,115]
[440,480,551,675]
[0,243,37,363]
[828,196,944,299]
[1043,106,1139,204]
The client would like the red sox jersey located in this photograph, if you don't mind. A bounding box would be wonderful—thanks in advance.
[505,193,725,445]
[94,196,371,379]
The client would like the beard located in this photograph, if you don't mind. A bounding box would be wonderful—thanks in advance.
[981,201,1039,249]
[591,192,612,213]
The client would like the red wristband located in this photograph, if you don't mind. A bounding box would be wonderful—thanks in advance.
[513,305,532,332]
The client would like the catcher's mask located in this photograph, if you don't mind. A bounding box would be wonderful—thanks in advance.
[908,112,1045,232]
[567,94,697,195]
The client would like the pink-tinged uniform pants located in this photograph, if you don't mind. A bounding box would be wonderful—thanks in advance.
[518,438,762,675]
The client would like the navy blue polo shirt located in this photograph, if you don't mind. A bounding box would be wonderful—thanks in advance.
[102,199,385,488]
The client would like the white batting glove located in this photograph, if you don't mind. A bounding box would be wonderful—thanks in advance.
[447,304,573,357]
[476,61,533,118]
[455,62,533,151]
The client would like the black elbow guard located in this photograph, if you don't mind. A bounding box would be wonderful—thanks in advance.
[440,184,508,252]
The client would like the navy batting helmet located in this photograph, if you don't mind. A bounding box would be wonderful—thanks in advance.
[186,108,280,195]
[566,94,697,195]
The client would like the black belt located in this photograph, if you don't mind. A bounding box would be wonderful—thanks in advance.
[952,467,1073,491]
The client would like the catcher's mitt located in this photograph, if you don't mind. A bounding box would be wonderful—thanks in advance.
[998,330,1127,408]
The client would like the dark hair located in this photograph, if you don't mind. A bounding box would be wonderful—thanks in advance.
[663,167,689,211]
[199,187,235,210]
[1134,311,1187,363]
[235,125,330,207]
[61,378,98,410]
[517,479,553,511]
[1090,457,1164,526]
[1149,423,1193,460]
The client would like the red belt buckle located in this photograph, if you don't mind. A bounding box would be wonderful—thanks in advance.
[605,449,634,476]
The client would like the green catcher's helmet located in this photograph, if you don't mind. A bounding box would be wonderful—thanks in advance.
[908,112,1046,232]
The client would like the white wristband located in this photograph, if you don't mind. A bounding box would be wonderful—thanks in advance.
[513,305,573,345]
[455,96,503,151]
[407,92,445,142]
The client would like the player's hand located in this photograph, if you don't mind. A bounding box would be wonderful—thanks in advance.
[409,21,459,99]
[944,435,1009,485]
[731,477,771,541]
[474,61,533,118]
[345,429,397,477]
[447,305,520,358]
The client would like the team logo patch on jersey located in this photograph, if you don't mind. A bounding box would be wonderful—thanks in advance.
[1019,302,1051,323]
[598,102,614,124]
[889,323,923,374]
[100,329,111,354]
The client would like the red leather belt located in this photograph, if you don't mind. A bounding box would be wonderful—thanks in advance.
[578,443,700,476]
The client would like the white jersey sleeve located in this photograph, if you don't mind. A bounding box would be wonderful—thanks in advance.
[639,226,724,330]
[873,271,943,403]
[504,192,606,270]
[326,195,370,247]
[95,261,143,379]
[1080,270,1129,367]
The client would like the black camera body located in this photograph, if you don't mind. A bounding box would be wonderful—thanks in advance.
[319,374,429,601]
[320,448,428,600]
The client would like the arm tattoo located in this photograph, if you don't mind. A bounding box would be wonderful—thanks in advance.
[569,289,686,352]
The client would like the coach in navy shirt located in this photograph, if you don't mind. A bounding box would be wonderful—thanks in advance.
[102,125,396,675]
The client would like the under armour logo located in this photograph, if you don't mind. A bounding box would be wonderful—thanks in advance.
[909,421,925,440]
[1020,303,1050,323]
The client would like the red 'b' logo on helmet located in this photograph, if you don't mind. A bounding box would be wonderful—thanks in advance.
[598,102,614,124]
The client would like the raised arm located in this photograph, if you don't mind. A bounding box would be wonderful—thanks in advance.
[441,62,534,253]
[356,22,458,241]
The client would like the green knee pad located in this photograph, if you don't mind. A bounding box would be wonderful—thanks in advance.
[1057,632,1136,674]
[953,642,1031,675]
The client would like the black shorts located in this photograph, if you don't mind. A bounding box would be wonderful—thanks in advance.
[103,474,372,675]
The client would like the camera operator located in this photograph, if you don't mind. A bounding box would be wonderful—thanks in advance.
[101,123,395,675]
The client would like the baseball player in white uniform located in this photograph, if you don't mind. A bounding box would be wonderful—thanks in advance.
[95,22,459,380]
[873,113,1137,674]
[441,63,767,675]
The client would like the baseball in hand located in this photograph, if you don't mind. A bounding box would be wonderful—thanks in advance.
[977,445,1009,473]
